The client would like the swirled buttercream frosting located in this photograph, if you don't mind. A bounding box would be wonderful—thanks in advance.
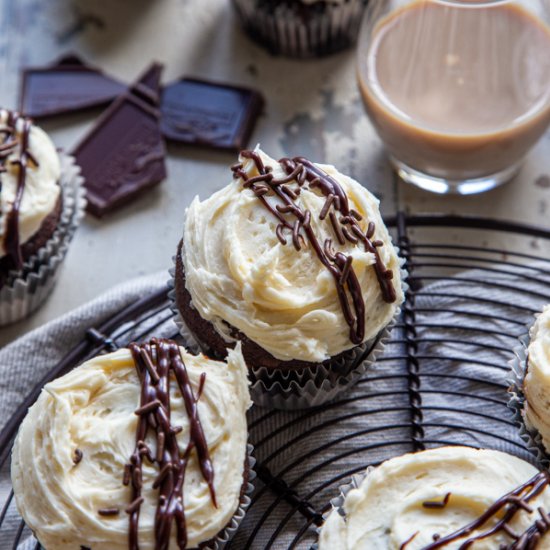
[0,109,61,268]
[11,340,251,549]
[181,148,403,363]
[319,446,550,549]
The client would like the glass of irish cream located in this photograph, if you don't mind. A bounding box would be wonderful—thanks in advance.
[357,0,550,194]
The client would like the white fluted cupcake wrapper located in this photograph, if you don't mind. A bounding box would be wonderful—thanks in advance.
[0,153,86,326]
[507,331,550,468]
[249,322,393,410]
[311,467,372,549]
[206,443,256,549]
[232,0,368,58]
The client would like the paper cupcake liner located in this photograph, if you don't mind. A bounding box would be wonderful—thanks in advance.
[205,443,256,549]
[231,0,368,58]
[507,328,550,468]
[0,153,86,326]
[311,467,372,549]
[249,322,393,410]
[170,253,406,410]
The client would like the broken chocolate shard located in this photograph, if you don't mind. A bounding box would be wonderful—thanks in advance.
[160,77,264,151]
[72,62,167,218]
[19,54,126,119]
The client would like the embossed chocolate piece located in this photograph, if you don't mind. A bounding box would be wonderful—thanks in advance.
[160,77,264,151]
[20,54,125,119]
[72,63,167,217]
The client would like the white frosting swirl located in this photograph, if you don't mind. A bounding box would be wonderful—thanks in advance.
[0,110,61,258]
[182,148,403,363]
[524,304,550,452]
[11,344,251,550]
[318,446,550,549]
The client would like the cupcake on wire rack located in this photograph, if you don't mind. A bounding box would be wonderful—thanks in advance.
[11,339,254,549]
[172,147,404,409]
[0,108,85,325]
[318,446,550,549]
[231,0,369,58]
[509,304,550,465]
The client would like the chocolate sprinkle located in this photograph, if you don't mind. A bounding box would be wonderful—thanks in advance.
[125,338,215,549]
[73,448,83,465]
[232,151,397,345]
[422,492,451,509]
[400,531,418,549]
[98,507,120,517]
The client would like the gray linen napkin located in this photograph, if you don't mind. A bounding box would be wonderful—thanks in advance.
[1,266,549,549]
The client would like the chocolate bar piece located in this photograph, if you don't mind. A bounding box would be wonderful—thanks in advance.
[20,54,126,118]
[72,63,167,217]
[160,77,264,151]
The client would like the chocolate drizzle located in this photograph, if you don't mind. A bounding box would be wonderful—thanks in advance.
[125,338,216,550]
[0,110,36,271]
[231,150,396,345]
[400,471,550,549]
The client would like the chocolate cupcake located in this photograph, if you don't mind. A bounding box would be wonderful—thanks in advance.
[11,339,253,549]
[231,0,369,58]
[319,446,550,549]
[173,147,404,408]
[0,108,85,325]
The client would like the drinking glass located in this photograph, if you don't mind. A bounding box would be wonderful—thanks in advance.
[357,0,550,194]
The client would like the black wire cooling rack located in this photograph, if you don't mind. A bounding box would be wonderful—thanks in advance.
[2,212,550,549]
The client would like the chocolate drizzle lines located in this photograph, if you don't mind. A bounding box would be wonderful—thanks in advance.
[401,471,550,549]
[1,110,38,270]
[125,338,215,550]
[232,150,396,345]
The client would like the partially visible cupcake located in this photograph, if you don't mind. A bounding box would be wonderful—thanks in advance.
[231,0,369,58]
[514,305,550,456]
[174,147,404,408]
[319,446,550,549]
[12,339,253,549]
[0,108,85,325]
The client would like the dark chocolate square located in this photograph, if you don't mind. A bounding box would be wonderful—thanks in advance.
[160,78,264,151]
[72,64,167,218]
[20,55,125,119]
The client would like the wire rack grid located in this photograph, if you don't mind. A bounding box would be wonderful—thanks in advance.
[1,212,550,549]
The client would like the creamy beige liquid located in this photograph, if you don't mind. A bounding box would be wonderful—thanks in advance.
[358,1,550,181]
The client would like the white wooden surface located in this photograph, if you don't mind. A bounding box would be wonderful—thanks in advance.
[1,0,549,347]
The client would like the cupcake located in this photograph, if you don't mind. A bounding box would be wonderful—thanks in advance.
[174,147,404,408]
[0,108,85,325]
[231,0,369,58]
[319,446,550,549]
[11,339,253,549]
[512,304,550,457]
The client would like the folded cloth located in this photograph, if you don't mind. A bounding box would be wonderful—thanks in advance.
[1,265,549,549]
